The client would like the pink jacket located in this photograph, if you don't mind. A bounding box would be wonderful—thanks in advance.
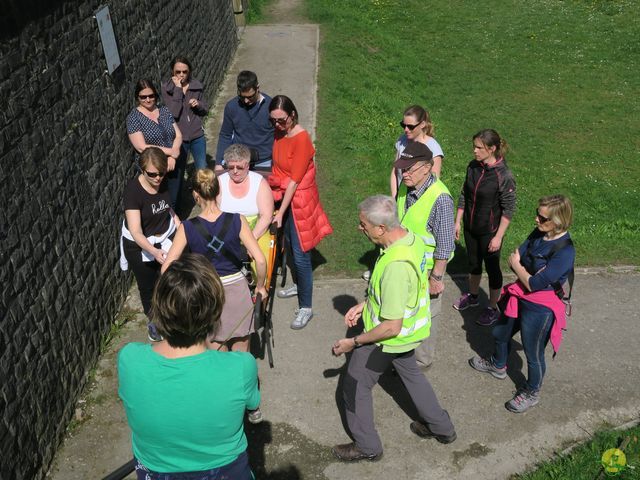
[501,281,567,354]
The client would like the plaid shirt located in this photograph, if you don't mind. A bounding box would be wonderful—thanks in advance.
[405,174,455,260]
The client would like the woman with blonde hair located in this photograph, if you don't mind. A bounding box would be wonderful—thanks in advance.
[469,195,575,413]
[389,104,445,198]
[163,168,267,353]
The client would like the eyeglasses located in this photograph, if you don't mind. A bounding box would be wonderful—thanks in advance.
[400,121,421,131]
[174,70,189,74]
[144,170,166,178]
[228,165,247,172]
[270,115,289,126]
[238,90,258,102]
[138,94,156,100]
[536,209,551,223]
[400,162,426,174]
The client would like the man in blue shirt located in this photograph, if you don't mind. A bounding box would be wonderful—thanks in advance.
[215,71,274,171]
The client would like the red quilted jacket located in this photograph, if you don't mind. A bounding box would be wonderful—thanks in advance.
[268,161,333,252]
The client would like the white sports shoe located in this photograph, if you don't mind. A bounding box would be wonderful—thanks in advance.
[291,308,313,330]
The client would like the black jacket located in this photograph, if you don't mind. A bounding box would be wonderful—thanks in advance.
[458,158,516,235]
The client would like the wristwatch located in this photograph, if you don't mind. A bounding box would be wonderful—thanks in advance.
[430,273,444,281]
[353,336,361,348]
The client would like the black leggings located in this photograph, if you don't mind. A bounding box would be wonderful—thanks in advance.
[123,238,161,316]
[464,229,503,290]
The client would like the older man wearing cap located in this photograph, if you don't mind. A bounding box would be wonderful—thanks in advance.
[394,140,455,368]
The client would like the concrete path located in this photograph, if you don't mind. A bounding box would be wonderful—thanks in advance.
[48,15,640,480]
[48,270,640,479]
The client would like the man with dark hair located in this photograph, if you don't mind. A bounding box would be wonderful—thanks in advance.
[331,195,456,462]
[215,71,274,171]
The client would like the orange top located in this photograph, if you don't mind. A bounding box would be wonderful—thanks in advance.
[272,130,315,184]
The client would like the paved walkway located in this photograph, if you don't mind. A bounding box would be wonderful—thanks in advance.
[48,18,640,480]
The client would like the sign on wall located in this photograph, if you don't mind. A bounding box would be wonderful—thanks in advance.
[95,5,121,75]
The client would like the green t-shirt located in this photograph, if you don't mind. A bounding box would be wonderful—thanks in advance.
[118,343,260,472]
[378,232,421,353]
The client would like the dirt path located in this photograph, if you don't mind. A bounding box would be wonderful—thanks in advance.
[260,0,307,24]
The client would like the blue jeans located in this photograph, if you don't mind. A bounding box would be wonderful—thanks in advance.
[135,450,253,480]
[253,157,272,169]
[168,135,207,210]
[182,134,208,170]
[491,299,554,392]
[284,211,312,308]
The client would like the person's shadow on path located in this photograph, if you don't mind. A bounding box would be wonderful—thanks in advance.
[450,243,526,388]
[324,294,427,439]
[246,421,302,480]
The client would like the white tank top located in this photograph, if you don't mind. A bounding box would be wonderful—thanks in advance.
[219,171,262,217]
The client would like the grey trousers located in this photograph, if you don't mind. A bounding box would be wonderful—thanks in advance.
[415,293,441,367]
[343,343,455,455]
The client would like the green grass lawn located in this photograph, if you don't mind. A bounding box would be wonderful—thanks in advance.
[514,424,640,479]
[305,0,640,275]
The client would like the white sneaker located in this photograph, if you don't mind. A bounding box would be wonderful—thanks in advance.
[277,284,298,298]
[291,308,313,330]
[362,270,371,281]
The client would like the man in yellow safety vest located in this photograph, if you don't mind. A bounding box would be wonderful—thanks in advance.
[331,195,456,462]
[394,140,455,368]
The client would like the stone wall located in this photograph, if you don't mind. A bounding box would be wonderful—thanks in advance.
[0,1,237,478]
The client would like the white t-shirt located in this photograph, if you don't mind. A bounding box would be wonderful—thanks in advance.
[218,170,263,217]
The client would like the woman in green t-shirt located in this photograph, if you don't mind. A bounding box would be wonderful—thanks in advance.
[118,254,260,479]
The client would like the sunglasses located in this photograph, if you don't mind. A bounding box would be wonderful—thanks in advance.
[238,90,258,102]
[400,121,421,131]
[144,170,166,178]
[536,209,551,223]
[174,70,189,74]
[228,165,247,172]
[138,94,156,100]
[270,116,289,126]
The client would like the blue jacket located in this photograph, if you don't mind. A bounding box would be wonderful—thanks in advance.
[215,93,274,165]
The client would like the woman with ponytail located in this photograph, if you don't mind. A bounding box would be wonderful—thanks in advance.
[389,105,445,198]
[163,168,267,353]
[453,129,516,326]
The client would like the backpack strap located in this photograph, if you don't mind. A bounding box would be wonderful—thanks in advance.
[189,214,244,270]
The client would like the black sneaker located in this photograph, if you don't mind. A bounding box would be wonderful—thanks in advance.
[410,421,457,444]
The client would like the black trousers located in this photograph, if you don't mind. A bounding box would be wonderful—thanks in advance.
[123,238,161,316]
